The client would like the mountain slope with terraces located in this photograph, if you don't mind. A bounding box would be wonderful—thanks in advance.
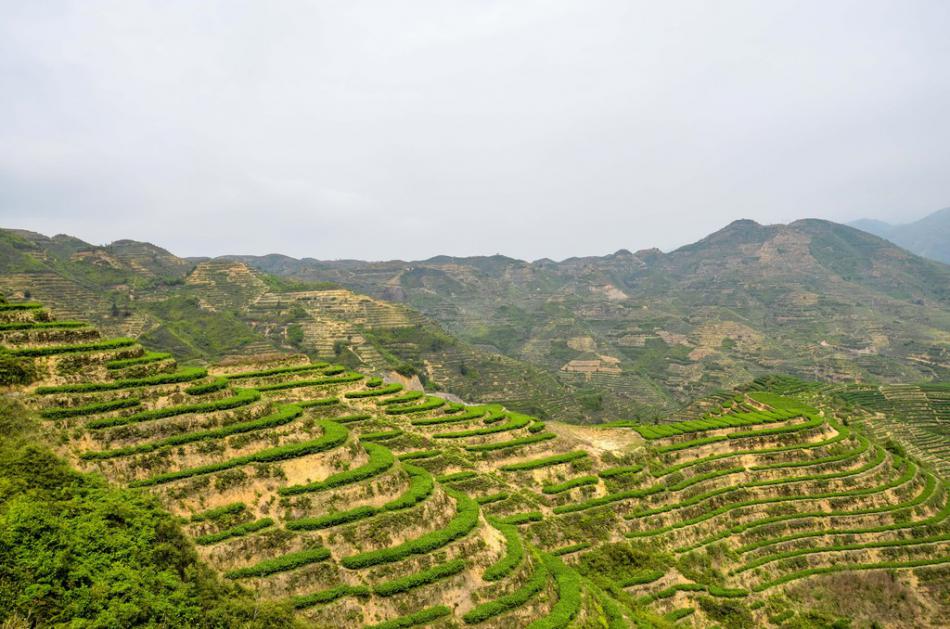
[2,296,948,628]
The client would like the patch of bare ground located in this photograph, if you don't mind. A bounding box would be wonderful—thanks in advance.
[546,421,643,454]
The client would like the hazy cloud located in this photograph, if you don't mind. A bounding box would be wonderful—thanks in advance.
[1,1,949,259]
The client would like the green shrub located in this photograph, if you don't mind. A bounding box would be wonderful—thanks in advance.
[476,492,509,505]
[598,464,643,478]
[184,377,229,395]
[106,352,172,370]
[436,471,476,483]
[195,518,274,545]
[331,413,373,423]
[279,443,394,495]
[551,542,590,556]
[225,546,331,579]
[360,429,403,441]
[12,337,137,357]
[344,383,403,398]
[373,558,466,596]
[190,502,246,522]
[367,605,451,629]
[340,488,478,568]
[466,432,555,452]
[377,390,424,405]
[254,372,363,391]
[463,554,548,623]
[37,367,207,394]
[0,302,42,311]
[384,396,446,415]
[297,396,339,408]
[500,451,588,471]
[542,475,598,494]
[500,511,543,525]
[41,397,141,420]
[0,321,86,331]
[225,362,329,380]
[398,449,440,461]
[130,420,349,487]
[411,408,486,426]
[483,520,524,581]
[433,415,530,439]
[83,403,302,459]
[527,554,581,629]
[291,584,369,609]
[87,388,261,429]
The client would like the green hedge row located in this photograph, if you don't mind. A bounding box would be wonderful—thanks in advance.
[373,558,466,597]
[12,337,137,357]
[360,429,403,441]
[106,352,172,370]
[344,383,403,398]
[254,372,363,392]
[378,390,424,405]
[463,553,548,624]
[635,458,917,543]
[37,367,207,394]
[500,511,543,525]
[736,532,950,575]
[225,546,331,579]
[291,584,369,609]
[632,408,795,439]
[83,403,302,459]
[0,302,42,311]
[433,416,530,439]
[195,517,274,545]
[753,556,950,591]
[749,434,868,471]
[225,362,330,380]
[366,377,383,387]
[384,396,446,416]
[655,414,823,453]
[279,442,395,495]
[483,519,524,581]
[500,451,588,471]
[527,554,581,629]
[184,377,229,395]
[550,542,590,556]
[617,569,664,587]
[735,472,943,554]
[367,605,451,629]
[190,502,245,522]
[411,408,486,426]
[0,320,86,331]
[542,476,599,495]
[675,459,920,552]
[598,464,643,478]
[340,487,478,569]
[476,492,509,505]
[87,388,261,429]
[285,463,434,530]
[130,420,349,487]
[41,397,141,419]
[465,432,555,453]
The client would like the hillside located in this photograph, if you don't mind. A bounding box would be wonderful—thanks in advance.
[850,207,950,264]
[0,229,583,419]
[230,219,950,419]
[2,297,948,627]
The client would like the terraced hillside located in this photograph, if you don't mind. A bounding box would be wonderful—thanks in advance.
[236,219,950,419]
[3,298,949,628]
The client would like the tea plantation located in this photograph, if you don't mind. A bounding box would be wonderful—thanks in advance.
[2,297,947,628]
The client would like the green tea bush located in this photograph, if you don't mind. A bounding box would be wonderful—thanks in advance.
[500,511,543,525]
[500,451,588,471]
[131,420,349,487]
[83,404,302,459]
[41,397,141,420]
[225,546,331,579]
[466,432,555,452]
[225,362,329,380]
[411,408,486,426]
[527,554,581,629]
[433,415,530,439]
[37,367,207,394]
[87,388,261,429]
[483,520,524,581]
[279,443,394,495]
[12,337,137,357]
[373,558,466,596]
[254,372,362,391]
[291,584,369,609]
[340,488,478,568]
[195,518,274,545]
[378,390,424,405]
[542,475,598,494]
[106,352,172,370]
[368,605,451,629]
[344,383,403,398]
[384,396,446,415]
[184,377,229,395]
[190,502,245,522]
[463,555,548,623]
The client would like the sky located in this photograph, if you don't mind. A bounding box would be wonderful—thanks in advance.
[1,1,949,261]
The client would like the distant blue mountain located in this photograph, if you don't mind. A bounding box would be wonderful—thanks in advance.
[850,207,950,264]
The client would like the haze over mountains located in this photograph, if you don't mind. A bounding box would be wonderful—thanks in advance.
[850,206,950,264]
[3,217,949,422]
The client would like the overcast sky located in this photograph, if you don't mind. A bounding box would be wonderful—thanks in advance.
[1,1,949,261]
